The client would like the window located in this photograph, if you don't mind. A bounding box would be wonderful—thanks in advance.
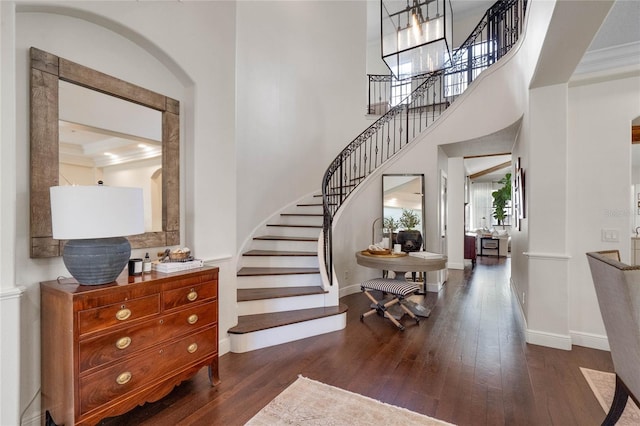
[444,40,496,97]
[390,63,413,106]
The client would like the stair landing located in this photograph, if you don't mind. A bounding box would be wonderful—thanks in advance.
[228,303,348,334]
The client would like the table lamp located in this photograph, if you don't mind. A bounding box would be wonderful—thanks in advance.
[50,185,144,285]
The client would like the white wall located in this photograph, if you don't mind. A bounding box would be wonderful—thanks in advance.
[447,157,465,269]
[235,1,370,250]
[524,83,571,349]
[567,73,640,349]
[6,2,237,423]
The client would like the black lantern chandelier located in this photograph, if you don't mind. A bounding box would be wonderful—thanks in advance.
[381,0,453,79]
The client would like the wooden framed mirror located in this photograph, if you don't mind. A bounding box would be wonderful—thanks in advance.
[30,47,180,258]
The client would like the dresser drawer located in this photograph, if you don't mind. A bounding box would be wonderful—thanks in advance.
[79,325,218,415]
[79,300,218,372]
[163,280,217,311]
[78,294,161,336]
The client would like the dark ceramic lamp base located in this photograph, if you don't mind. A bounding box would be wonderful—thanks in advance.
[62,237,131,285]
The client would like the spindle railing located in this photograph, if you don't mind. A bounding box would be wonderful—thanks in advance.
[322,0,527,284]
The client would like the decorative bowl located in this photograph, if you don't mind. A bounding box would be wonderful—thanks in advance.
[169,250,191,261]
[367,248,391,255]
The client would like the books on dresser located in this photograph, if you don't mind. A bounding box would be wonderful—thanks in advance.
[152,259,204,273]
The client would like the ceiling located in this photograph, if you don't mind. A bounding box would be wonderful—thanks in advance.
[59,121,161,169]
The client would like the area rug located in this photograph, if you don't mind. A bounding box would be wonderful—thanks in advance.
[245,375,453,425]
[580,367,640,425]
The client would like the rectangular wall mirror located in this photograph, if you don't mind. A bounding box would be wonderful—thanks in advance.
[382,174,426,251]
[30,47,180,258]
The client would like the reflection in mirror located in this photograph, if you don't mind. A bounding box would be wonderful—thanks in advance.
[382,174,425,251]
[30,47,180,258]
[59,81,163,232]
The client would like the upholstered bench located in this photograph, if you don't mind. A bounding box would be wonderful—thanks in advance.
[359,278,420,330]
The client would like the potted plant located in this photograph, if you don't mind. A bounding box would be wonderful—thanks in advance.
[397,209,423,252]
[492,173,512,226]
[383,216,399,245]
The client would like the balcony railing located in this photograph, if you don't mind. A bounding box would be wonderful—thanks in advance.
[323,0,527,284]
[368,0,527,116]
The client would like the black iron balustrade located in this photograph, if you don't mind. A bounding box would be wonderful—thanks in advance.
[323,0,527,284]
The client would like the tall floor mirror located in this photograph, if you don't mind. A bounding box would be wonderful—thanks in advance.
[382,174,426,252]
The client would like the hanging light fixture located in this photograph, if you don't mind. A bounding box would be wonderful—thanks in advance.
[381,0,453,79]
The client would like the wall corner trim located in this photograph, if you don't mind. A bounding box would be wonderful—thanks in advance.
[0,286,25,301]
[523,252,571,261]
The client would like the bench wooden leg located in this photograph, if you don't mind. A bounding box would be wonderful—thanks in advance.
[399,302,420,323]
[360,290,406,330]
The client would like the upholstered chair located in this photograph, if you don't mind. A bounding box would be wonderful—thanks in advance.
[586,251,640,425]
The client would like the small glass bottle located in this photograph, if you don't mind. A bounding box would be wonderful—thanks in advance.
[143,252,152,274]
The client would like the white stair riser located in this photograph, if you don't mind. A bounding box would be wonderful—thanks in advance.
[277,215,323,226]
[241,256,319,269]
[237,294,326,316]
[250,239,318,252]
[229,313,347,353]
[237,273,321,289]
[290,205,323,215]
[265,226,322,238]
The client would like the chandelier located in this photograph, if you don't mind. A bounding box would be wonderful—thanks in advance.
[381,0,453,79]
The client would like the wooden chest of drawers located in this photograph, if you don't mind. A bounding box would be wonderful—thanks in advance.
[41,267,219,425]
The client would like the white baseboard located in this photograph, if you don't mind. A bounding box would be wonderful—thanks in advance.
[526,329,572,350]
[448,261,465,270]
[425,281,444,292]
[509,278,571,351]
[339,283,361,298]
[219,336,231,356]
[21,413,40,426]
[570,330,610,351]
[509,278,609,352]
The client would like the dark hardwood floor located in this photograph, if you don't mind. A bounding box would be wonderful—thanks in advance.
[99,257,613,425]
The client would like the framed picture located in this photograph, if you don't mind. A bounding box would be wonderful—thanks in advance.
[512,157,525,231]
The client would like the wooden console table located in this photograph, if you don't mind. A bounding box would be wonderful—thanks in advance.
[41,266,219,425]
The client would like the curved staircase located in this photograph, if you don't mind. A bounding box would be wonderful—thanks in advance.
[230,0,527,353]
[228,194,347,353]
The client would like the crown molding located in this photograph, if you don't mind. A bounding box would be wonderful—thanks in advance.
[571,41,640,84]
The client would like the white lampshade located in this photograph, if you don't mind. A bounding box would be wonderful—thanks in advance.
[50,185,144,240]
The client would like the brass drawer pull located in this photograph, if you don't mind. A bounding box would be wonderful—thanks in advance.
[116,371,132,385]
[187,290,198,302]
[187,343,198,354]
[187,314,198,325]
[115,336,132,350]
[115,308,131,321]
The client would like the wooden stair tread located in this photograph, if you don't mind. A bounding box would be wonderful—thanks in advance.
[237,267,320,276]
[297,202,334,207]
[237,286,326,301]
[253,235,318,242]
[266,224,322,228]
[243,249,317,257]
[280,213,323,217]
[228,303,348,334]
